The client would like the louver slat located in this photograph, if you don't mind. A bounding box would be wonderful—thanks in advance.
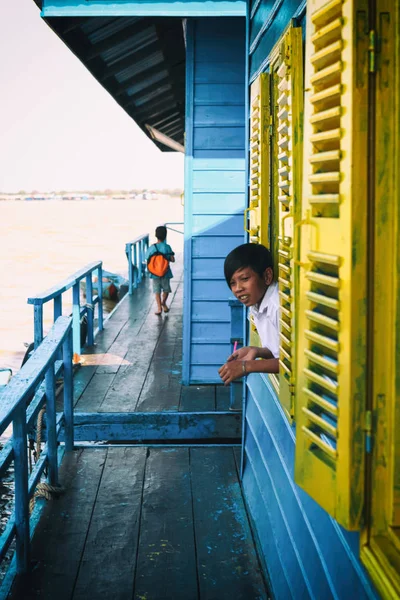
[294,0,369,530]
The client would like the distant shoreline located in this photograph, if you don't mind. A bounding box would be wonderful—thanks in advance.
[0,191,181,202]
[0,191,183,202]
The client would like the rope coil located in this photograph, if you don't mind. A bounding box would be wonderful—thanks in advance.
[29,483,64,513]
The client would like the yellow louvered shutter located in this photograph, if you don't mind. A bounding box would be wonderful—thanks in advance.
[247,73,270,246]
[272,26,303,419]
[295,0,369,529]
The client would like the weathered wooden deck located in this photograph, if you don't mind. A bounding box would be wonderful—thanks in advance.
[7,268,268,599]
[67,267,239,414]
[10,446,268,600]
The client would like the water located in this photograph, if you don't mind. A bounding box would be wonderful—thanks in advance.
[0,196,184,374]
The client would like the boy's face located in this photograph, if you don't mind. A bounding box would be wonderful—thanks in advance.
[229,266,273,307]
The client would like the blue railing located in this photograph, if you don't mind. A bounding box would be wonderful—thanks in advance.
[0,316,73,583]
[28,261,104,362]
[125,234,149,295]
[165,221,184,235]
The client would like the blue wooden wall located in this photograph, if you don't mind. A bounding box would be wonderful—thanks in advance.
[249,0,305,82]
[183,18,246,385]
[243,375,378,600]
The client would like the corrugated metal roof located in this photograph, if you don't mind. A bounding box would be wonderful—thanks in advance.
[33,6,185,151]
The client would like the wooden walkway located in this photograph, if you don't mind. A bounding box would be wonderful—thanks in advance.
[66,267,240,414]
[8,269,268,599]
[10,446,268,600]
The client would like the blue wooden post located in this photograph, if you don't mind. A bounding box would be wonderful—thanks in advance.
[54,296,62,359]
[53,295,62,322]
[63,329,74,453]
[127,243,133,295]
[137,241,142,284]
[86,273,94,346]
[13,405,30,573]
[144,237,148,274]
[229,299,244,410]
[133,245,138,289]
[45,363,58,486]
[72,282,81,363]
[141,239,145,278]
[34,304,43,349]
[97,265,104,331]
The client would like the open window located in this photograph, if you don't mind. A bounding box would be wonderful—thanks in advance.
[360,1,400,596]
[270,24,303,420]
[248,73,270,349]
[294,0,369,529]
[247,26,303,409]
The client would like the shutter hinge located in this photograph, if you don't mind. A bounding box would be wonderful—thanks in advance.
[269,115,273,136]
[369,30,376,73]
[364,409,373,453]
[289,384,295,394]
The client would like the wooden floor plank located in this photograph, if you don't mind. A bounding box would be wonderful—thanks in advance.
[216,383,242,411]
[73,447,147,600]
[70,269,240,416]
[71,278,154,406]
[179,385,216,412]
[134,448,198,600]
[216,385,231,411]
[98,339,161,412]
[135,314,182,412]
[74,373,115,412]
[233,446,242,473]
[9,449,107,600]
[10,446,266,600]
[71,365,97,408]
[190,447,268,600]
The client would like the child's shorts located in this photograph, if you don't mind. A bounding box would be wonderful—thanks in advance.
[152,276,172,294]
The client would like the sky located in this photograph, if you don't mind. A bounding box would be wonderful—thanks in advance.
[0,1,184,192]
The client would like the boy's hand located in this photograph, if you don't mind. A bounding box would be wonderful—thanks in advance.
[227,346,258,362]
[218,360,246,385]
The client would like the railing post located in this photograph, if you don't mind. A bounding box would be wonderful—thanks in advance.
[127,243,133,295]
[133,245,138,289]
[229,299,244,411]
[97,264,104,331]
[13,405,30,573]
[63,328,74,453]
[72,282,81,363]
[54,296,62,359]
[143,237,148,274]
[138,240,142,283]
[45,363,58,486]
[85,273,94,346]
[53,295,62,322]
[33,304,43,349]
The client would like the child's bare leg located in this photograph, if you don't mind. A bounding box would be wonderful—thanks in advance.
[155,292,162,315]
[161,292,169,312]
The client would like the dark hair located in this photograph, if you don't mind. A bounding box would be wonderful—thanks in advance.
[224,243,273,287]
[155,225,167,241]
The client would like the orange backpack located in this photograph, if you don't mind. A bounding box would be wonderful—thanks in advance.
[147,245,169,277]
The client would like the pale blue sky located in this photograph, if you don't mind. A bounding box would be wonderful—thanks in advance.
[0,0,184,192]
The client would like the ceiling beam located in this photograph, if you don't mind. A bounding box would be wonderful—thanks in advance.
[85,19,156,61]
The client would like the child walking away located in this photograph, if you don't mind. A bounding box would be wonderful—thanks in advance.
[218,243,279,384]
[146,225,175,315]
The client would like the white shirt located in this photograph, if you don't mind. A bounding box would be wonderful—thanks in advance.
[250,281,280,358]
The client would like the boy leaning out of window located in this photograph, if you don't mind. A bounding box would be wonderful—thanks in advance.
[218,243,279,385]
